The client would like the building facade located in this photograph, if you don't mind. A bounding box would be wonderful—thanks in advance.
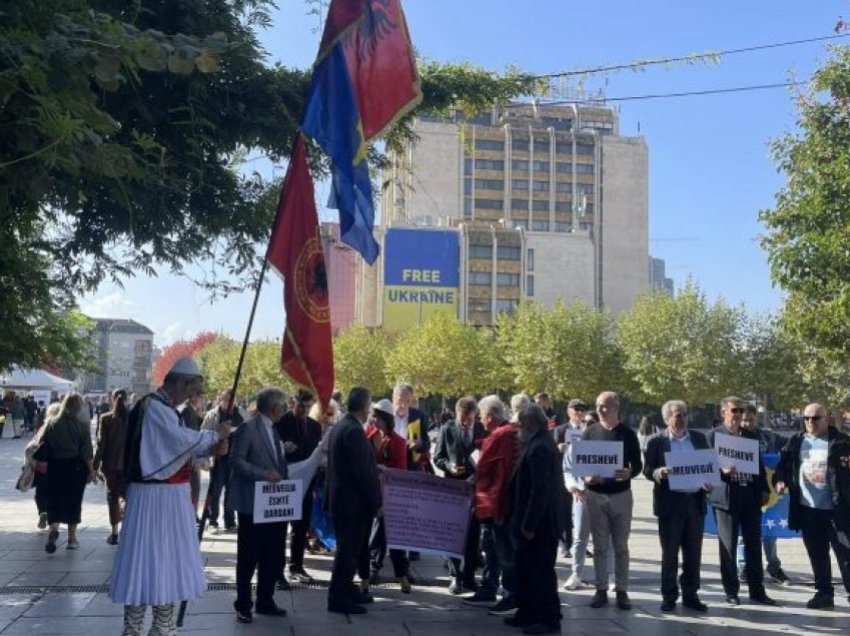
[80,318,154,396]
[357,101,651,327]
[649,256,675,295]
[321,222,358,333]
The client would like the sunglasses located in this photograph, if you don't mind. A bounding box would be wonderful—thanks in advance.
[804,416,823,422]
[729,408,744,414]
[582,418,596,425]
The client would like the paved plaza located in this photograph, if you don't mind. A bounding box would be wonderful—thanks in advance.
[0,433,848,635]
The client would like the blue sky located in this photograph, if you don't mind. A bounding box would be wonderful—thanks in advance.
[82,0,847,344]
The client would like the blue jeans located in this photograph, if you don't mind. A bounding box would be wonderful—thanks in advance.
[737,534,781,575]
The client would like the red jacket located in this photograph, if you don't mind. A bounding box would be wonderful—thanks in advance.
[475,422,519,521]
[365,425,408,470]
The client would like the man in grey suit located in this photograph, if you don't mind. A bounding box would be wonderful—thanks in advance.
[643,400,711,613]
[326,387,381,615]
[227,387,289,624]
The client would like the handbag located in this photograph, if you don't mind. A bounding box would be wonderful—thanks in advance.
[15,463,35,492]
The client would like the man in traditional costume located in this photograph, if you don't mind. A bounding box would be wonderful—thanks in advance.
[109,357,230,636]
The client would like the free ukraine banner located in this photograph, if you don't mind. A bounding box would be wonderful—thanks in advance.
[302,0,422,264]
[705,453,799,538]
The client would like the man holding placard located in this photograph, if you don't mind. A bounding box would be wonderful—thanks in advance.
[706,396,777,607]
[579,391,642,611]
[644,400,715,613]
[227,387,290,624]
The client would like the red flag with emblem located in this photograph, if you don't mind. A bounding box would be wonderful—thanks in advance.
[266,132,334,407]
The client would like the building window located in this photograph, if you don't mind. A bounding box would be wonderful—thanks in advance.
[531,219,550,231]
[542,117,573,131]
[555,221,572,232]
[511,159,529,171]
[576,142,594,155]
[463,198,472,218]
[469,299,491,313]
[532,180,549,192]
[511,198,529,210]
[476,199,504,210]
[576,183,594,195]
[556,182,572,194]
[512,219,528,229]
[527,248,534,271]
[556,142,572,154]
[469,272,492,286]
[476,178,504,190]
[469,244,492,259]
[574,163,594,174]
[476,158,504,171]
[496,299,518,313]
[555,201,572,212]
[497,245,521,260]
[512,138,529,151]
[556,161,572,173]
[497,273,520,286]
[532,200,549,211]
[532,160,550,172]
[526,275,535,296]
[464,179,472,195]
[511,179,529,190]
[533,139,550,153]
[464,158,473,174]
[475,139,504,151]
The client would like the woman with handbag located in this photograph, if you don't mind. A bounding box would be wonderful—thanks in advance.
[22,403,61,529]
[41,393,96,553]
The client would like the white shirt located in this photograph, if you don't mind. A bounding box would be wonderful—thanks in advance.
[394,412,409,439]
[258,413,278,459]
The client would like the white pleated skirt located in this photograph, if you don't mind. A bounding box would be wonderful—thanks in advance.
[109,482,206,606]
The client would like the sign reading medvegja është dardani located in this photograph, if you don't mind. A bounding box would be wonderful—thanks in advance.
[253,480,303,524]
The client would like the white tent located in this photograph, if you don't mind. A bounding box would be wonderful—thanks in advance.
[0,366,76,392]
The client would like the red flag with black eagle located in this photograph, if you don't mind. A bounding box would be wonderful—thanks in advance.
[266,132,334,408]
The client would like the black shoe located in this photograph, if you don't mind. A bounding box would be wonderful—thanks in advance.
[806,595,834,609]
[769,569,791,586]
[504,615,532,627]
[523,624,560,635]
[328,602,366,615]
[235,609,252,624]
[590,590,608,608]
[463,590,497,605]
[725,595,740,605]
[255,603,287,617]
[488,597,518,616]
[45,529,58,554]
[352,590,374,604]
[682,596,708,612]
[616,591,631,610]
[106,533,119,545]
[660,598,676,612]
[275,576,291,591]
[749,593,779,606]
[290,568,315,584]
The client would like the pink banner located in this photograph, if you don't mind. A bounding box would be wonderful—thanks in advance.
[382,468,474,559]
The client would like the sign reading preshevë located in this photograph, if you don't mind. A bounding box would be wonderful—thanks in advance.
[570,441,624,479]
[253,480,303,524]
[382,228,460,331]
[714,435,760,475]
[382,468,473,559]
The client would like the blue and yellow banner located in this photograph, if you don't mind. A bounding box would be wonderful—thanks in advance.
[382,229,459,331]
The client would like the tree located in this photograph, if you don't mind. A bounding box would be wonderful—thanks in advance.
[617,283,745,407]
[759,45,850,360]
[153,332,218,385]
[738,315,803,412]
[333,325,392,397]
[196,337,295,399]
[384,313,498,398]
[1,0,540,371]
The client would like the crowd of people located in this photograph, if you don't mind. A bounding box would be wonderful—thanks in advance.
[11,361,850,636]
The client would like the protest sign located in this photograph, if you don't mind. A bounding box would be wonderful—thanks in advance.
[664,448,722,491]
[570,441,624,478]
[714,434,760,475]
[382,468,473,559]
[253,480,303,524]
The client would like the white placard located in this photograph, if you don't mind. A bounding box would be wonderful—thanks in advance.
[253,480,303,524]
[664,449,722,491]
[714,434,760,475]
[570,440,624,478]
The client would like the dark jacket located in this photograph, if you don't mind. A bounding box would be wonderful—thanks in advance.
[642,429,709,517]
[830,435,850,531]
[324,414,381,520]
[275,412,322,463]
[774,427,849,531]
[434,419,487,479]
[705,425,769,511]
[226,415,289,515]
[510,428,569,540]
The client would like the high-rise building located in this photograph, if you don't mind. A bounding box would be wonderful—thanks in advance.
[649,256,675,296]
[321,222,358,333]
[356,101,650,327]
[80,318,154,395]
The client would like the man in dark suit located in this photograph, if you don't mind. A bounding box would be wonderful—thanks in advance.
[434,395,488,594]
[643,400,711,612]
[325,387,381,615]
[706,396,777,606]
[226,387,289,624]
[275,389,322,585]
[506,404,567,635]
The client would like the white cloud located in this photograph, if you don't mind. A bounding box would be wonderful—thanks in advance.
[80,291,137,318]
